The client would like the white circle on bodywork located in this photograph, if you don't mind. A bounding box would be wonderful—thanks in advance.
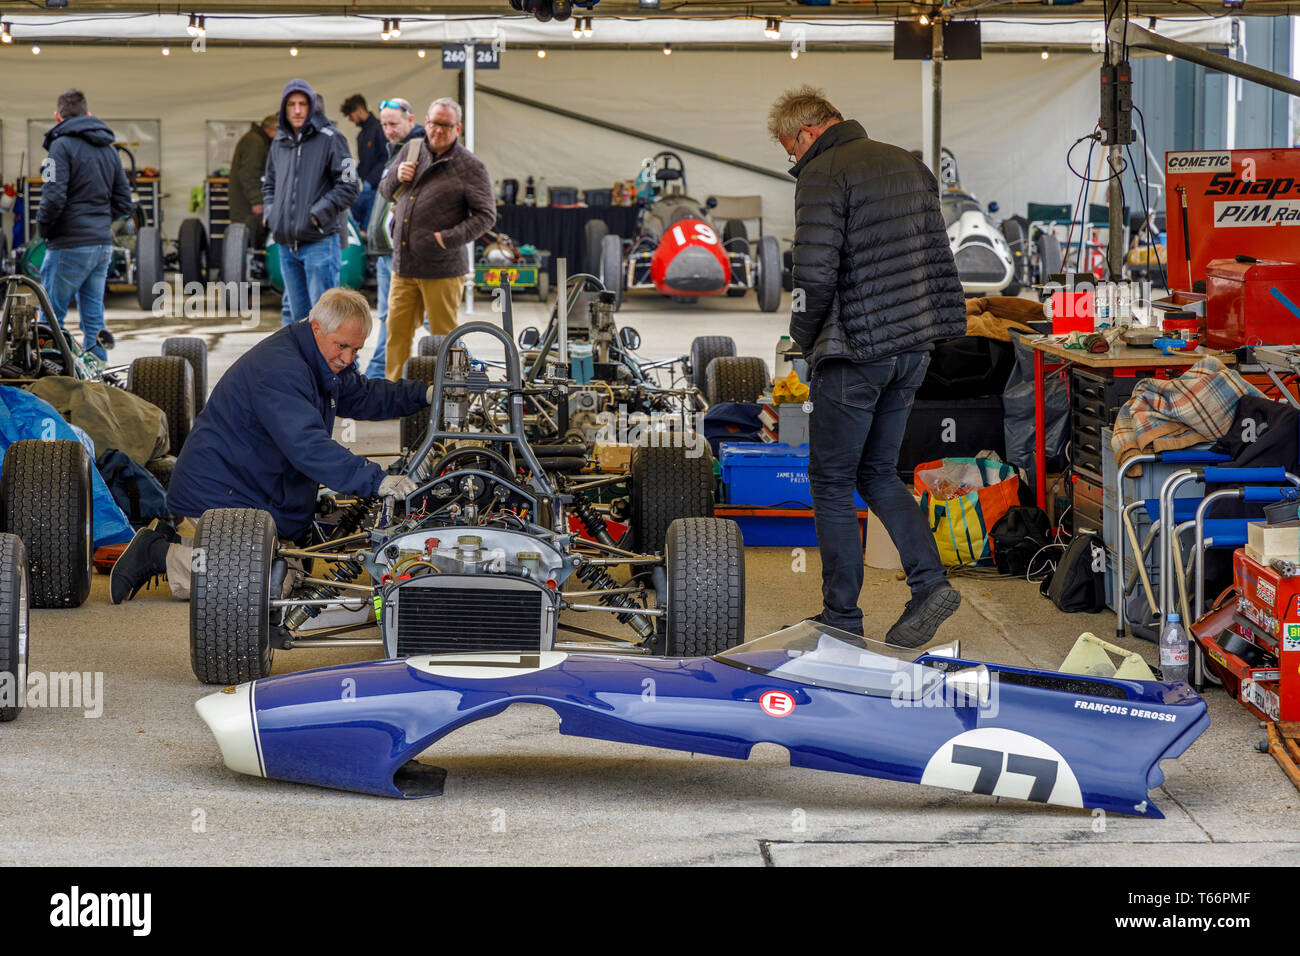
[921,728,1083,808]
[407,651,568,680]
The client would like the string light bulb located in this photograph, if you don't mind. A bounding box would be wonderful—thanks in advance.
[919,13,930,25]
[381,19,392,41]
[791,48,799,60]
[764,18,781,39]
[1,22,12,44]
[537,48,547,58]
[289,45,299,56]
[32,43,40,54]
[390,18,401,38]
[1041,46,1049,59]
[583,17,593,38]
[418,47,426,58]
[186,13,197,36]
[572,18,582,38]
[162,44,170,55]
[1165,52,1174,61]
[196,15,206,37]
[663,43,672,55]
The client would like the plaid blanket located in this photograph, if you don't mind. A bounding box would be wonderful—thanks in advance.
[1111,356,1262,470]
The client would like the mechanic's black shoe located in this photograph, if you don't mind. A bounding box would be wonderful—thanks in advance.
[109,526,173,605]
[885,585,961,648]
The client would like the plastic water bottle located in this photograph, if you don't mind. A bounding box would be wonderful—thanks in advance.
[1160,614,1190,683]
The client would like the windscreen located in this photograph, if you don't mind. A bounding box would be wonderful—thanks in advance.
[715,621,952,700]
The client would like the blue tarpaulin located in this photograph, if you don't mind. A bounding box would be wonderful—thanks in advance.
[0,387,134,548]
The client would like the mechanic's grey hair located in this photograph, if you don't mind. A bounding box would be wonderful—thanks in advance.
[310,287,373,339]
[427,97,463,126]
[766,86,843,141]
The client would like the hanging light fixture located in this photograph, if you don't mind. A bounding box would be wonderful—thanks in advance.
[919,13,930,25]
[196,15,206,37]
[1040,46,1049,59]
[32,43,40,54]
[289,45,299,56]
[390,18,401,38]
[571,17,582,38]
[1,22,12,44]
[162,44,170,55]
[790,48,799,60]
[1165,53,1174,61]
[537,48,547,58]
[764,17,781,39]
[381,19,392,41]
[663,42,672,55]
[583,17,593,38]
[417,47,426,58]
[186,13,197,36]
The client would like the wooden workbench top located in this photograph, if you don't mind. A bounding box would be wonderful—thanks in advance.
[1026,335,1235,368]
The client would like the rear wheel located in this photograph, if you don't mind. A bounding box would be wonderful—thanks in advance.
[583,220,609,276]
[178,218,208,287]
[0,440,92,608]
[600,234,623,310]
[162,335,209,415]
[0,534,29,722]
[190,508,277,684]
[129,355,195,456]
[755,235,782,313]
[630,444,715,554]
[705,355,768,405]
[400,355,439,451]
[689,335,735,392]
[722,219,749,255]
[1035,231,1063,283]
[417,334,448,358]
[135,225,164,312]
[222,222,250,284]
[662,517,745,656]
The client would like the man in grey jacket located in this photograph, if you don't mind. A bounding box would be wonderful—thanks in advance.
[772,85,966,647]
[263,78,360,326]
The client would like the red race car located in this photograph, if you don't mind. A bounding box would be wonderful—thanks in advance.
[585,152,782,313]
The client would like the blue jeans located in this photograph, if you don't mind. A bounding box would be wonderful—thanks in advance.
[364,255,392,378]
[808,354,947,631]
[40,243,113,360]
[351,182,376,235]
[279,234,341,326]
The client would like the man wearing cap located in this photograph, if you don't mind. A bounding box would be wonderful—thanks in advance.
[229,114,277,244]
[263,78,360,325]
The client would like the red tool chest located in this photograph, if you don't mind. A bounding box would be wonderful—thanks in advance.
[1205,257,1300,349]
[1204,551,1300,721]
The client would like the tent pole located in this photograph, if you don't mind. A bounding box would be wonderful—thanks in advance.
[1106,0,1125,280]
[929,18,943,183]
[464,41,476,314]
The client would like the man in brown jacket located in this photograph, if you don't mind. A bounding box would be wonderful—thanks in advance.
[378,97,495,379]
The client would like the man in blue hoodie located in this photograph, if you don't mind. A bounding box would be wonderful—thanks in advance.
[36,90,133,361]
[264,79,360,326]
[110,287,430,603]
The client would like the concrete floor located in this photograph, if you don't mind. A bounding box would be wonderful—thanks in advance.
[2,287,1298,867]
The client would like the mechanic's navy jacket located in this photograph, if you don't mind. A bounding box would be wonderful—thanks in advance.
[263,78,360,250]
[166,320,428,540]
[36,116,133,250]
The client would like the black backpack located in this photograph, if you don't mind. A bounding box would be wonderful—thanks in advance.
[989,506,1051,576]
[1040,530,1107,613]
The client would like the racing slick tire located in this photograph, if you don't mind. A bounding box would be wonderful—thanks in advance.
[129,355,195,457]
[1035,231,1063,284]
[688,335,735,392]
[536,268,550,302]
[146,455,175,490]
[178,217,209,287]
[190,508,277,684]
[400,355,439,452]
[221,222,250,284]
[0,440,92,609]
[600,234,624,311]
[662,517,745,657]
[705,355,768,405]
[417,334,448,358]
[584,220,609,277]
[630,444,714,554]
[755,235,782,313]
[162,335,209,415]
[722,219,749,254]
[0,534,29,722]
[135,225,164,312]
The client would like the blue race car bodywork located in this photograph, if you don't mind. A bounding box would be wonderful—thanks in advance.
[196,622,1209,818]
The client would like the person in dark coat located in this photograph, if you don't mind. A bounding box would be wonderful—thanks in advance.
[341,93,387,232]
[263,78,360,326]
[771,85,966,647]
[229,114,277,243]
[36,89,133,361]
[109,288,429,603]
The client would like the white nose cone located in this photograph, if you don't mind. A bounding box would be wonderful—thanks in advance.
[195,683,265,778]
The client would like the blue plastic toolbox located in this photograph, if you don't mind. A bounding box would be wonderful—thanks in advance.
[720,442,865,508]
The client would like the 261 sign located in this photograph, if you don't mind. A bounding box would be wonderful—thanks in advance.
[442,44,501,69]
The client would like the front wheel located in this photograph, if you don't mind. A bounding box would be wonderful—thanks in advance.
[178,218,208,287]
[662,517,745,656]
[755,235,782,313]
[190,508,277,684]
[135,225,164,312]
[222,222,250,284]
[600,233,623,311]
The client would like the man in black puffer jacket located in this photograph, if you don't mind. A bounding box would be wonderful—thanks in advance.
[263,78,360,326]
[37,89,133,361]
[771,85,966,647]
